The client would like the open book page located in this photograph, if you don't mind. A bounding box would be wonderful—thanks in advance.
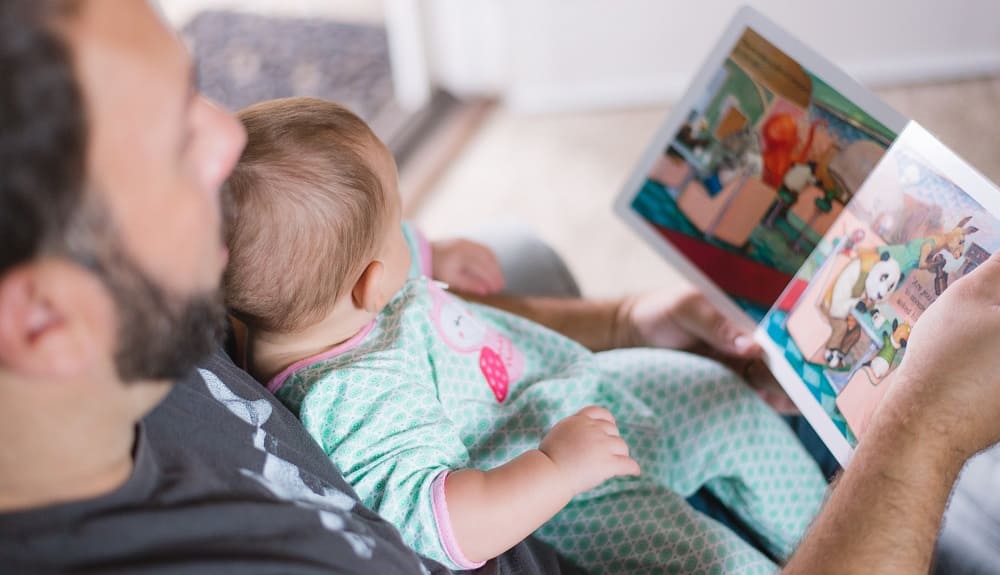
[615,7,903,326]
[758,122,1000,464]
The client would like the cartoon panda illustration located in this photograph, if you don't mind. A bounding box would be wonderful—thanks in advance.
[821,250,902,368]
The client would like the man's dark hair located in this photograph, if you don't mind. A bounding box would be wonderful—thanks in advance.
[0,0,86,274]
[0,1,228,382]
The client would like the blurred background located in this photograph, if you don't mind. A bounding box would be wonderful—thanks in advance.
[158,0,1000,299]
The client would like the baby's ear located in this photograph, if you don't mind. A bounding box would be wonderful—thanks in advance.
[352,260,385,314]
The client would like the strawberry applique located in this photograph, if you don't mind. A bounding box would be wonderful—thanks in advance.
[479,347,509,403]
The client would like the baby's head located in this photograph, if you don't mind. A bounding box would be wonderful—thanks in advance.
[224,97,410,337]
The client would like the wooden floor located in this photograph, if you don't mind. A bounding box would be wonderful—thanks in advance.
[413,76,1000,299]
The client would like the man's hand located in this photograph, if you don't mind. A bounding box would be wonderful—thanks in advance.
[783,254,1000,575]
[621,288,756,355]
[538,406,640,495]
[880,251,1000,459]
[431,239,505,295]
[621,288,797,413]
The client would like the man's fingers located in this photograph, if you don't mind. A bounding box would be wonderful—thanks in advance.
[678,296,760,358]
[757,388,800,415]
[954,249,1000,302]
[987,247,1000,268]
[731,334,762,357]
[739,359,775,388]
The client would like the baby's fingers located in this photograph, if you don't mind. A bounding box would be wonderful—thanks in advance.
[577,405,616,424]
[463,253,504,294]
[610,455,641,477]
[603,433,631,457]
[472,248,505,292]
[596,419,622,438]
[459,268,500,296]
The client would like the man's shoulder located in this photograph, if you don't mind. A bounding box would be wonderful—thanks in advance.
[147,347,357,489]
[0,348,432,575]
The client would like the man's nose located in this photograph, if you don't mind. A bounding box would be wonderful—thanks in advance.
[199,99,247,194]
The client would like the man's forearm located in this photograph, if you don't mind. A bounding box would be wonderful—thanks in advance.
[783,397,966,574]
[461,292,632,352]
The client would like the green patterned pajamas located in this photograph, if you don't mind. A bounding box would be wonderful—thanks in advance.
[534,348,824,573]
[271,226,826,573]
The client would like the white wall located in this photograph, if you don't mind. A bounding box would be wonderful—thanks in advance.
[421,0,1000,112]
[157,0,385,26]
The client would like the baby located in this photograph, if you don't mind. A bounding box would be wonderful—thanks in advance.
[224,97,827,574]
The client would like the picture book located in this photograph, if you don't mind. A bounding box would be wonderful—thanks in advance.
[615,7,1000,464]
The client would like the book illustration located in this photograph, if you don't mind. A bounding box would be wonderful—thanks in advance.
[630,28,894,320]
[764,138,999,445]
[617,8,991,463]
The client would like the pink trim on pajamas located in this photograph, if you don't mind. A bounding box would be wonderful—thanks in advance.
[266,321,377,393]
[415,227,433,275]
[431,470,485,570]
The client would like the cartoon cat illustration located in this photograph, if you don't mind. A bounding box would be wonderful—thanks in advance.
[763,161,817,227]
[864,319,911,380]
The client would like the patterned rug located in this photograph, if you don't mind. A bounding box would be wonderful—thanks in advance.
[181,11,396,129]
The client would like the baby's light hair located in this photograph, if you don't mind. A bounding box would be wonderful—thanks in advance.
[224,97,387,334]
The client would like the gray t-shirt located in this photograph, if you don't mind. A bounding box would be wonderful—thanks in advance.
[0,349,577,575]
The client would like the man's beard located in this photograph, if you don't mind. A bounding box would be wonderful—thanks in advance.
[102,248,227,382]
[65,202,228,383]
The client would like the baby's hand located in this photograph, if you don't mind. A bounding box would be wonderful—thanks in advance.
[539,406,640,495]
[431,239,505,295]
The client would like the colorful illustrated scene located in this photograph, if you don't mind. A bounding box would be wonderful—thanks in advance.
[763,140,1000,445]
[632,28,896,320]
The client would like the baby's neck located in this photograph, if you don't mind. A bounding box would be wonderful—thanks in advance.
[247,312,374,386]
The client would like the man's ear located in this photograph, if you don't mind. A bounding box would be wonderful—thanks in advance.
[0,261,111,379]
[351,260,385,314]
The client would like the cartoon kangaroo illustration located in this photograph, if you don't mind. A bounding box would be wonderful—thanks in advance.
[918,215,979,265]
[917,216,978,295]
[864,319,911,380]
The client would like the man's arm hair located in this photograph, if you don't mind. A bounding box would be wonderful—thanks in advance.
[459,292,630,352]
[782,392,964,574]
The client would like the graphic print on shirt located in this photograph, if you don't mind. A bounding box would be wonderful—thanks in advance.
[428,283,523,402]
[199,368,379,559]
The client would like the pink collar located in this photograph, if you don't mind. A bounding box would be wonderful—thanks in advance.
[266,321,376,393]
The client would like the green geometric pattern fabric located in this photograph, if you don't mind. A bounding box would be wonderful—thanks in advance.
[277,279,827,573]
